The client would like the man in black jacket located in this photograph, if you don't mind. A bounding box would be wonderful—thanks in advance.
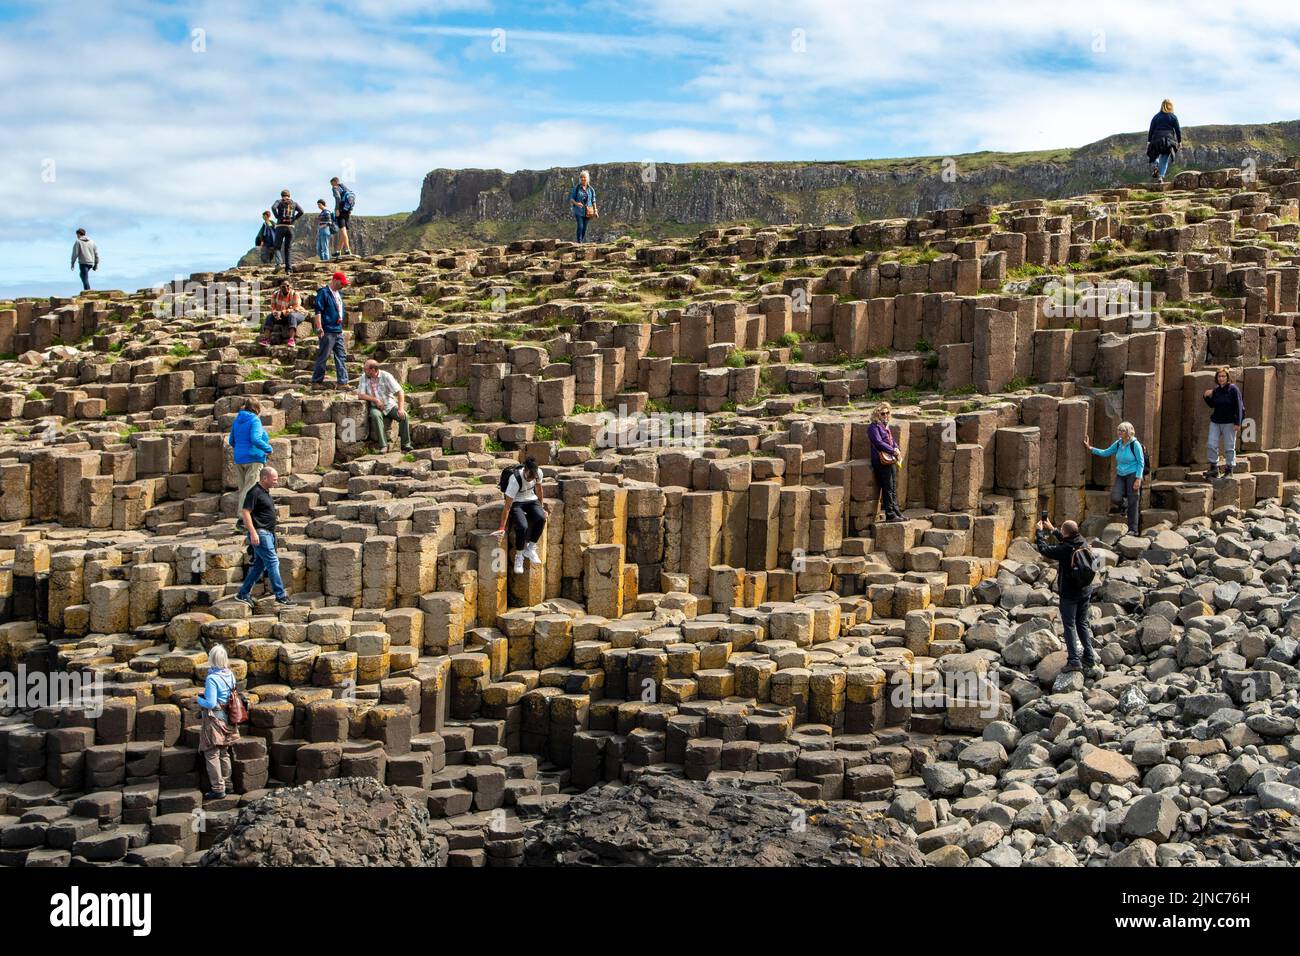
[1035,518,1102,677]
[271,190,305,273]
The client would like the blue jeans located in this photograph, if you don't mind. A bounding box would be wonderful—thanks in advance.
[312,331,349,385]
[317,229,331,261]
[1207,422,1237,470]
[238,529,287,601]
[1111,473,1140,534]
[78,263,92,290]
[575,215,588,243]
[1059,593,1097,666]
[1155,152,1172,177]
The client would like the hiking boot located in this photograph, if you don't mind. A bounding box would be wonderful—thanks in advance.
[401,444,414,453]
[1085,662,1105,679]
[1206,465,1218,481]
[203,790,226,800]
[1062,661,1083,674]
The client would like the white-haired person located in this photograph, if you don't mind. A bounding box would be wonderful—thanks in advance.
[196,644,240,799]
[569,170,597,243]
[1085,421,1146,535]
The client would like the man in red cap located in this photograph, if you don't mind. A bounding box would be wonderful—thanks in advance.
[312,271,350,387]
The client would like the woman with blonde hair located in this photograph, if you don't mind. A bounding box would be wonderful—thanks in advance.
[1203,366,1244,479]
[1147,99,1182,183]
[196,644,240,799]
[1085,421,1145,534]
[569,170,597,244]
[868,402,904,522]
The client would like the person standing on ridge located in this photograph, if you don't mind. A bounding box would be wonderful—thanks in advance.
[255,211,281,267]
[70,228,99,291]
[1147,99,1182,183]
[271,189,305,273]
[312,271,350,388]
[569,170,597,244]
[330,177,356,258]
[316,199,336,262]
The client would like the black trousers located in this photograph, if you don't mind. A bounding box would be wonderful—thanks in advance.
[508,501,546,550]
[274,226,295,270]
[873,463,901,519]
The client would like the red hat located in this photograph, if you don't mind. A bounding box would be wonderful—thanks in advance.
[332,271,349,286]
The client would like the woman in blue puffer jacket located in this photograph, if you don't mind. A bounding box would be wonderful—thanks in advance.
[228,398,273,527]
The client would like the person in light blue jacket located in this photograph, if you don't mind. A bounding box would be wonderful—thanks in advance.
[1086,421,1145,534]
[196,644,240,799]
[228,398,273,530]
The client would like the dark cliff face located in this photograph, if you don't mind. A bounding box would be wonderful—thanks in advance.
[404,121,1300,240]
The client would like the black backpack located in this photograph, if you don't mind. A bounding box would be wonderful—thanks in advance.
[1070,543,1103,589]
[1133,439,1151,476]
[498,465,522,493]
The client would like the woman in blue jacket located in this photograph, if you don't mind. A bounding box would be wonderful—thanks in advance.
[569,170,597,243]
[1086,421,1145,534]
[196,644,240,799]
[228,398,273,527]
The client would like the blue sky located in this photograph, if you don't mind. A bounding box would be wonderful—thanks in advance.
[3,0,1300,298]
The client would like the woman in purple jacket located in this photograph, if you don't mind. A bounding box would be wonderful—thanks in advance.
[869,402,904,522]
[1203,366,1244,479]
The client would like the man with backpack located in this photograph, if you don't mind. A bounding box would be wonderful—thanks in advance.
[271,189,305,273]
[330,177,356,258]
[1036,517,1104,678]
[493,457,548,574]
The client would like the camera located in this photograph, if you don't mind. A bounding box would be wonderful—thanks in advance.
[1040,510,1048,520]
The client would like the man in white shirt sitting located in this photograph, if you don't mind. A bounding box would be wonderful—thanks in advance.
[357,359,412,453]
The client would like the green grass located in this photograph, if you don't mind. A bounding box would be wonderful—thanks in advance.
[534,424,555,441]
[452,403,474,416]
[485,438,504,453]
[26,389,44,401]
[572,403,604,415]
[724,350,747,369]
[169,343,193,357]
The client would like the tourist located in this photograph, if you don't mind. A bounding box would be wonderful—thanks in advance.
[494,456,548,573]
[228,398,273,533]
[868,402,904,522]
[236,466,292,607]
[196,644,239,799]
[1034,517,1103,678]
[255,211,280,266]
[569,170,597,243]
[271,189,305,273]
[259,278,303,346]
[1203,366,1244,480]
[70,228,99,292]
[1147,99,1182,183]
[316,200,336,262]
[357,359,413,453]
[330,177,356,258]
[1085,422,1145,535]
[312,271,350,388]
